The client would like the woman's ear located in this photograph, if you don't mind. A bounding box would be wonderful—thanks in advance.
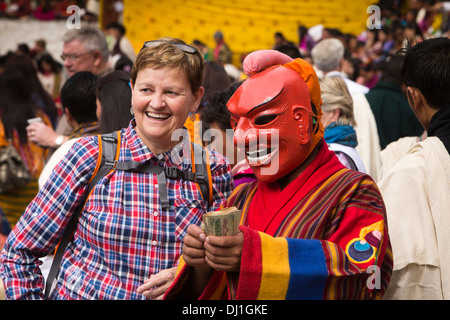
[191,86,205,113]
[331,108,341,123]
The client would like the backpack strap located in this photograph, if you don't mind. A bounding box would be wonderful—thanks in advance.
[45,131,120,297]
[112,143,212,208]
[191,142,213,207]
[112,142,212,208]
[91,132,121,187]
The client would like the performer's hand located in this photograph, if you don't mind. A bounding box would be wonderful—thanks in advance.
[182,224,209,267]
[243,49,293,76]
[136,267,177,300]
[181,225,214,298]
[204,232,244,272]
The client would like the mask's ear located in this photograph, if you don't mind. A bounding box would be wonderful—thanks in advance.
[292,105,312,145]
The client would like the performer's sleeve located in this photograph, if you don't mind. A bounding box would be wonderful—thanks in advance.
[163,255,228,300]
[236,210,392,300]
[235,227,328,299]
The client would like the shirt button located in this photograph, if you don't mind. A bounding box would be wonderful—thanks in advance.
[153,211,159,217]
[152,240,158,246]
[155,184,159,189]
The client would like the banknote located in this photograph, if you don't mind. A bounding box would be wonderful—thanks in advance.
[201,206,242,236]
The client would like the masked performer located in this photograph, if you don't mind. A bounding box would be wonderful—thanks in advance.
[164,50,393,300]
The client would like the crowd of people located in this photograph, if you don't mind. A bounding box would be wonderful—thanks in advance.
[0,0,103,22]
[0,0,449,300]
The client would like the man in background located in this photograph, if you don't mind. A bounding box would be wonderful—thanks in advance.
[27,27,111,152]
[380,37,450,300]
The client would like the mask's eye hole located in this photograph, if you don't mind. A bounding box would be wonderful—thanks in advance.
[254,114,277,126]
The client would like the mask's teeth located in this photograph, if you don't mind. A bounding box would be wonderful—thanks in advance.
[246,147,272,162]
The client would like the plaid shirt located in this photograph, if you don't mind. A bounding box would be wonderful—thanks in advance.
[0,121,233,299]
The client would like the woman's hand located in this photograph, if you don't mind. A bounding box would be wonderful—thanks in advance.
[137,267,177,300]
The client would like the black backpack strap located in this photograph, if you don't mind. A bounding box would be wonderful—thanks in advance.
[45,131,120,297]
[93,132,120,183]
[113,142,212,208]
[191,143,212,207]
[113,160,170,208]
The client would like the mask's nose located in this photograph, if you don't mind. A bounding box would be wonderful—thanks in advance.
[233,118,259,148]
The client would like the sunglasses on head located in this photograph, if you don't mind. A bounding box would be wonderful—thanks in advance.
[140,40,197,54]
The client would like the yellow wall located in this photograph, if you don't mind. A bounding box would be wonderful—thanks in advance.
[123,0,376,66]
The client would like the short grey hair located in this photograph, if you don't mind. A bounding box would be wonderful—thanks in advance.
[311,38,345,73]
[62,27,110,63]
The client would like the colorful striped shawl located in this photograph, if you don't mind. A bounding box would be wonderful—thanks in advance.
[165,141,393,300]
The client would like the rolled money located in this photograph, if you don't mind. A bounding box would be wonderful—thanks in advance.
[202,206,241,236]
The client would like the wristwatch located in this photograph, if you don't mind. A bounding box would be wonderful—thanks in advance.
[54,135,64,147]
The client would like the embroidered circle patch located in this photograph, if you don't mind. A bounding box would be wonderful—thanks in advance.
[346,239,375,263]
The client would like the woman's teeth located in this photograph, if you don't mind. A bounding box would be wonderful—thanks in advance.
[146,112,170,120]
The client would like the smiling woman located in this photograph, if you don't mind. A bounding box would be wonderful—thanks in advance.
[131,67,202,154]
[130,38,205,155]
[0,38,234,300]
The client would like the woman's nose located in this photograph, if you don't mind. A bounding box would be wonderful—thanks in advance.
[149,93,166,109]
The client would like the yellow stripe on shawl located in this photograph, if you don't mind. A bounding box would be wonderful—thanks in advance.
[175,255,187,276]
[322,242,341,300]
[209,274,227,300]
[257,232,290,300]
[174,255,227,300]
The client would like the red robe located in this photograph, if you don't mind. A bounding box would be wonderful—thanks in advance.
[165,141,393,300]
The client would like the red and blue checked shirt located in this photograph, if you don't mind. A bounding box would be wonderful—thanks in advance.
[0,122,234,299]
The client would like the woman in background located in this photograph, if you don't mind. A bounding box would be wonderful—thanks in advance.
[319,76,366,172]
[36,53,64,109]
[0,69,52,228]
[6,54,58,127]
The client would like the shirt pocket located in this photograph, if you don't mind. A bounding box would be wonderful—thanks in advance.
[173,198,206,241]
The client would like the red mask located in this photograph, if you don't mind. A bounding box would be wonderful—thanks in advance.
[228,65,319,183]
